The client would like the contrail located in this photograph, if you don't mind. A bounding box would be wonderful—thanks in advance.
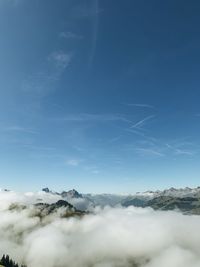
[130,115,155,129]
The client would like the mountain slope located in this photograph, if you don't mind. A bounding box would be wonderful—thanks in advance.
[146,196,200,214]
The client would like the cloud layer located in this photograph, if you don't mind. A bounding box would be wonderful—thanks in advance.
[0,191,200,267]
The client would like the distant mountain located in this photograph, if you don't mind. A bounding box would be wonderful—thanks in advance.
[41,188,93,211]
[134,186,200,198]
[42,187,50,193]
[122,198,147,207]
[34,199,85,218]
[84,193,128,207]
[40,186,200,214]
[42,187,60,195]
[35,199,73,211]
[61,189,83,198]
[122,187,200,215]
[145,196,200,214]
[9,200,85,219]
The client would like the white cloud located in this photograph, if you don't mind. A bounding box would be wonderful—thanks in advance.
[48,51,72,70]
[0,192,200,267]
[0,190,61,210]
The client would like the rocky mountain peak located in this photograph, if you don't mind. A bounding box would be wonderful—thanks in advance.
[42,187,50,193]
[61,189,82,198]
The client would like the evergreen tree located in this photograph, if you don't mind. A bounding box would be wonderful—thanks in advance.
[0,255,27,267]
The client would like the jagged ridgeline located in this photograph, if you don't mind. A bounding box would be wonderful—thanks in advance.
[0,255,26,267]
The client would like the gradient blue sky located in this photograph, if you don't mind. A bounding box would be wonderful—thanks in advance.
[1,0,200,193]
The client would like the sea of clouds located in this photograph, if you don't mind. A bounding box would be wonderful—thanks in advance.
[0,190,200,267]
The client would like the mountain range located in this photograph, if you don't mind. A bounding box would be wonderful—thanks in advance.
[3,186,200,215]
[38,186,200,215]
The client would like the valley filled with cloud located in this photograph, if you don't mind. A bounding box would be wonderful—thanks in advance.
[0,190,200,267]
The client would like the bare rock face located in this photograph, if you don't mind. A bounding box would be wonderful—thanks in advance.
[34,200,85,218]
[61,189,83,199]
[42,187,50,193]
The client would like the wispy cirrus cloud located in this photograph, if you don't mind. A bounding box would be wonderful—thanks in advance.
[135,139,197,159]
[1,125,38,135]
[48,51,72,70]
[22,144,57,152]
[126,128,146,137]
[166,142,196,157]
[59,31,83,40]
[22,50,73,97]
[66,159,81,167]
[70,1,101,69]
[174,149,194,156]
[130,115,155,129]
[55,113,132,124]
[136,147,165,158]
[123,136,197,159]
[108,135,122,143]
[124,103,155,109]
[84,165,100,174]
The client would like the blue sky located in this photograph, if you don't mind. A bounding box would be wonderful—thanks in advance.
[1,0,200,193]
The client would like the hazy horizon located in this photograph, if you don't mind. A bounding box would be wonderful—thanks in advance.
[2,184,200,195]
